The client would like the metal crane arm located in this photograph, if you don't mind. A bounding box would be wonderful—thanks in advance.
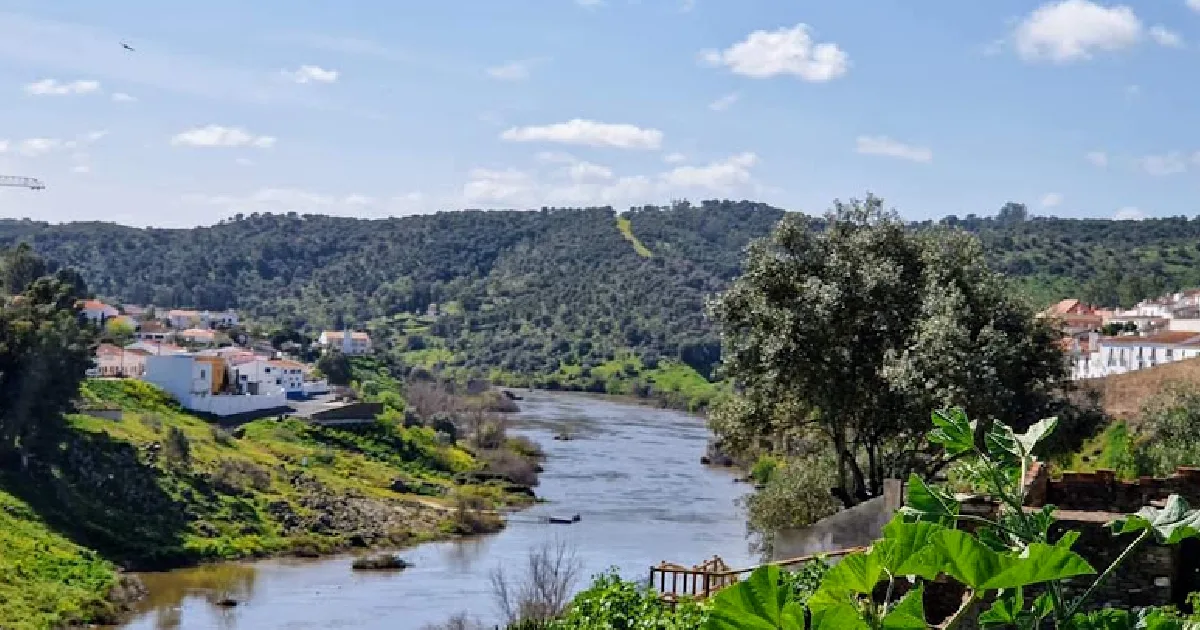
[0,176,45,190]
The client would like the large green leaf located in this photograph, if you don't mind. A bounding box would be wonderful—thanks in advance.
[900,474,960,526]
[929,408,975,456]
[809,599,869,630]
[703,565,803,630]
[1014,416,1058,458]
[881,584,926,630]
[1109,495,1200,545]
[933,529,1094,591]
[815,550,884,596]
[879,517,945,580]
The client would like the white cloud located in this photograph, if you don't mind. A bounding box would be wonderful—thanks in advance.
[487,59,537,81]
[1013,0,1141,63]
[111,91,136,103]
[1085,151,1108,167]
[576,0,604,7]
[567,161,614,182]
[663,152,687,164]
[855,135,933,163]
[23,78,100,95]
[500,119,663,150]
[1150,25,1184,48]
[1040,192,1064,208]
[71,164,90,174]
[18,138,62,156]
[1138,152,1188,176]
[0,140,8,153]
[1190,0,1200,12]
[171,125,276,149]
[83,130,108,143]
[661,152,758,191]
[1114,206,1145,220]
[701,23,848,82]
[462,151,761,208]
[709,92,740,111]
[281,65,339,84]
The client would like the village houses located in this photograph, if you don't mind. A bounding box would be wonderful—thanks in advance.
[80,300,119,324]
[93,344,150,378]
[1044,291,1200,379]
[317,330,373,355]
[178,328,218,346]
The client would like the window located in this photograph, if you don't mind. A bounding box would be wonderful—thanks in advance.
[276,378,282,385]
[200,369,207,378]
[1168,348,1175,361]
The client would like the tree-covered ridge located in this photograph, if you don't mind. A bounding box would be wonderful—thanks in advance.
[6,200,1200,389]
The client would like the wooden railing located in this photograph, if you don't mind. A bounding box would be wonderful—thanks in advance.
[649,547,866,602]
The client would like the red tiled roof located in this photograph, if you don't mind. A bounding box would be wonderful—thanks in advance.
[1100,332,1200,345]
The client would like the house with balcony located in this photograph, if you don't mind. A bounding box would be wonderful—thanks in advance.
[317,330,373,355]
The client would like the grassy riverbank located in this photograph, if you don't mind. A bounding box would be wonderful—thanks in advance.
[0,378,535,629]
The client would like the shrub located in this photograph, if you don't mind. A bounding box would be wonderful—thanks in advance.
[555,570,707,629]
[506,435,545,460]
[139,413,164,433]
[212,459,272,495]
[491,539,581,625]
[1136,382,1200,476]
[449,489,502,535]
[743,454,840,551]
[163,426,191,469]
[211,426,235,447]
[479,449,539,487]
[749,454,779,485]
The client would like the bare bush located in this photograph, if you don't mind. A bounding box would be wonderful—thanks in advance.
[407,381,458,421]
[450,490,503,535]
[490,539,581,625]
[163,426,191,469]
[420,613,485,630]
[212,458,272,495]
[506,435,545,459]
[478,449,539,487]
[211,426,235,447]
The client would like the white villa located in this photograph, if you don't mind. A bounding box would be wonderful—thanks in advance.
[318,330,373,355]
[80,300,119,324]
[1068,332,1200,380]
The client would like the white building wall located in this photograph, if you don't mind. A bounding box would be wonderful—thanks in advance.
[1170,319,1200,333]
[144,355,212,402]
[184,389,286,416]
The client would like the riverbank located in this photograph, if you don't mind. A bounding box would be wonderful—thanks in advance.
[0,379,538,629]
[489,357,725,413]
[114,390,755,629]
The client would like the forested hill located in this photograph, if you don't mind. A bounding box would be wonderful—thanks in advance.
[4,200,1200,386]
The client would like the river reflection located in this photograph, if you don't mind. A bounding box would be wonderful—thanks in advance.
[118,391,754,629]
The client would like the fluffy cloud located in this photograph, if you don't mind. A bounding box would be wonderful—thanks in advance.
[1138,152,1189,176]
[1040,192,1064,208]
[24,78,100,95]
[663,152,687,164]
[1114,206,1145,220]
[17,138,63,156]
[709,92,740,111]
[1190,0,1200,12]
[111,92,137,103]
[171,125,276,149]
[463,152,761,208]
[855,136,933,163]
[500,119,663,150]
[1085,151,1108,167]
[281,65,339,84]
[1150,25,1184,48]
[701,24,848,82]
[1013,0,1141,63]
[487,60,536,81]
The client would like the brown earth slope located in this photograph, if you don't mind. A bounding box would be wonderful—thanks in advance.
[1085,358,1200,423]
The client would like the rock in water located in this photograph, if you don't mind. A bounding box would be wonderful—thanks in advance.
[351,553,410,570]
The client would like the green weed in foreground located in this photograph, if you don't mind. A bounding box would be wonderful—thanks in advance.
[0,491,117,630]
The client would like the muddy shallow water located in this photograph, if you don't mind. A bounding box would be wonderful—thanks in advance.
[117,390,754,629]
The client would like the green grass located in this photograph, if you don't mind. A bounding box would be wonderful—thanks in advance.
[1061,421,1139,480]
[402,347,457,369]
[0,491,118,630]
[616,216,653,258]
[0,378,526,623]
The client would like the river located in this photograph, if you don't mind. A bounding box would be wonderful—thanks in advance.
[117,391,756,629]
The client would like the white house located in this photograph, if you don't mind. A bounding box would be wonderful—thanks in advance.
[203,309,239,328]
[178,328,218,346]
[317,330,373,355]
[165,309,202,329]
[125,341,189,356]
[80,300,119,324]
[94,344,149,377]
[145,354,285,416]
[232,359,303,396]
[1070,331,1200,380]
[135,320,175,343]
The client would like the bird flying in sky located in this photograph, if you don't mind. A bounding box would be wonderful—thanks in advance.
[121,41,135,52]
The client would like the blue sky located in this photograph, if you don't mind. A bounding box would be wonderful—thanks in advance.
[0,0,1197,227]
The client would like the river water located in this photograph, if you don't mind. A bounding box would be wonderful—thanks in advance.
[117,391,755,629]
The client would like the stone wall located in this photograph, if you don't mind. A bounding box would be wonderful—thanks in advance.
[1051,520,1176,609]
[1038,466,1200,513]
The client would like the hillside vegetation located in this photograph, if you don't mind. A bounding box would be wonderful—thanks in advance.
[7,200,1200,404]
[0,378,530,628]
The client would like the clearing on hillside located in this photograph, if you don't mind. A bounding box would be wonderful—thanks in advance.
[616,216,652,258]
[1086,357,1200,424]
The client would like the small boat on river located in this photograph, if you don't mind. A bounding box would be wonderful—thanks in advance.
[548,514,581,525]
